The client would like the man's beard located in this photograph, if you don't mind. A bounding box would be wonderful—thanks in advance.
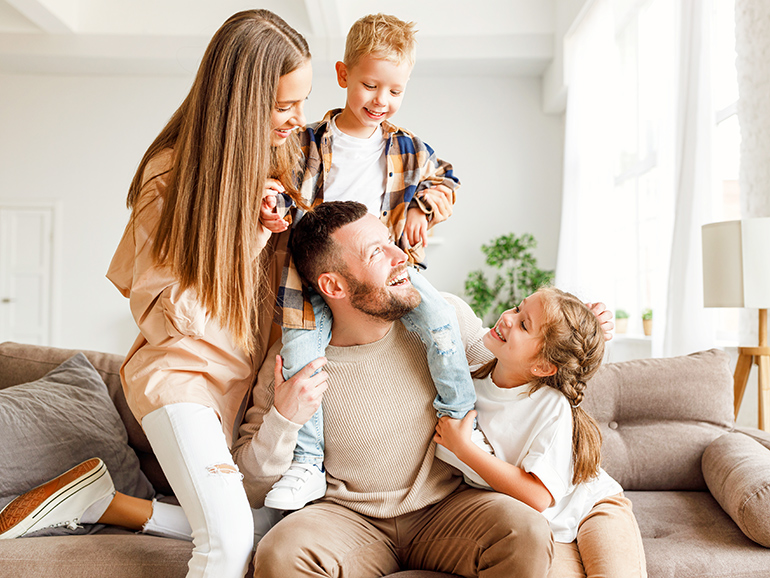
[343,269,421,321]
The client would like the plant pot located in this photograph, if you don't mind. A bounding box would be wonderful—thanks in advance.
[615,318,628,334]
[643,319,652,336]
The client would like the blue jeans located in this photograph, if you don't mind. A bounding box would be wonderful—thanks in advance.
[280,268,476,465]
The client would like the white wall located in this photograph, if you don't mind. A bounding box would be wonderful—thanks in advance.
[0,67,563,354]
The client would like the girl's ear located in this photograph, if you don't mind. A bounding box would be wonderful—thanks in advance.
[532,360,557,378]
[317,272,346,300]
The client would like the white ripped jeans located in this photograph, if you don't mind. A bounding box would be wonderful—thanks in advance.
[142,403,277,578]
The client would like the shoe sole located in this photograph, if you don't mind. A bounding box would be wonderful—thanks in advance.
[0,458,106,539]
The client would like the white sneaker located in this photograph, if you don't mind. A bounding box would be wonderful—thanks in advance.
[264,461,327,510]
[0,458,115,539]
[435,426,494,489]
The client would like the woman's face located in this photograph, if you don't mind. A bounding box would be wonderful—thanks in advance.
[271,60,312,146]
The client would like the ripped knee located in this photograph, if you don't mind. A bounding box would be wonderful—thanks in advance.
[206,463,244,480]
[430,324,457,355]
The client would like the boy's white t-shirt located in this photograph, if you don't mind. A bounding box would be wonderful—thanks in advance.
[474,374,623,543]
[323,115,387,216]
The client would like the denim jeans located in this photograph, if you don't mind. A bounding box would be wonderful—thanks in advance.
[280,268,476,465]
[142,403,268,578]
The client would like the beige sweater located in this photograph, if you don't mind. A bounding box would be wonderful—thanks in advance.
[233,293,493,518]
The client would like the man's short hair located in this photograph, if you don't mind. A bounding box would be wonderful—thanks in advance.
[291,201,369,289]
[344,13,417,69]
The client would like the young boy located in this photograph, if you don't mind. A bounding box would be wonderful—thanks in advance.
[261,13,488,511]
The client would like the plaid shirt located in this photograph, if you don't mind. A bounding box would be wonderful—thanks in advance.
[275,109,461,329]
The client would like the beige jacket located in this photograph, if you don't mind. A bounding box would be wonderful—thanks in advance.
[107,150,277,446]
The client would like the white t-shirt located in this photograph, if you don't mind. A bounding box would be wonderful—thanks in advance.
[323,115,387,217]
[474,374,623,543]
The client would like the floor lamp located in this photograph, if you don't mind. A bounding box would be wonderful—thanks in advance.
[702,218,770,431]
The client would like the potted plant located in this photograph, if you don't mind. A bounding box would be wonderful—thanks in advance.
[615,309,629,334]
[642,308,653,336]
[464,232,554,326]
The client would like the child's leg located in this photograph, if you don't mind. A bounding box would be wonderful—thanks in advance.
[400,268,476,418]
[575,493,647,578]
[279,288,333,466]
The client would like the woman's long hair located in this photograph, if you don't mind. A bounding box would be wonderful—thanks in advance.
[473,287,606,485]
[126,10,310,354]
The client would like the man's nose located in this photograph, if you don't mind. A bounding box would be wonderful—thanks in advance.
[388,244,408,264]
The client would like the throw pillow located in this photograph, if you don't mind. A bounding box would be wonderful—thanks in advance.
[0,353,154,535]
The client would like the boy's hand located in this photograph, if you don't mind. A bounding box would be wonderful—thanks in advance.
[260,178,289,233]
[585,302,615,341]
[434,411,477,457]
[405,207,429,247]
[422,184,454,227]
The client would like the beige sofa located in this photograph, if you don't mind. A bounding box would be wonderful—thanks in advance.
[1,341,769,578]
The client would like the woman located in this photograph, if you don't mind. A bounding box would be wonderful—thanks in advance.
[106,10,310,578]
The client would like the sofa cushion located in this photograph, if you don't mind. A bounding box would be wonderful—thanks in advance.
[0,353,154,534]
[703,432,770,547]
[629,490,770,578]
[583,349,734,491]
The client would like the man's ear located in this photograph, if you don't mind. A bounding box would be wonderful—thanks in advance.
[335,61,348,89]
[532,360,557,378]
[317,272,346,300]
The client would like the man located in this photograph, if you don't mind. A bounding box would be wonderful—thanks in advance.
[232,201,554,577]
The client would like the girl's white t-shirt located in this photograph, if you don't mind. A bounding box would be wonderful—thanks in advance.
[474,374,623,543]
[323,115,387,216]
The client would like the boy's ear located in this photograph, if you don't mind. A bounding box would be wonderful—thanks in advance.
[532,361,557,378]
[335,61,348,88]
[317,272,346,300]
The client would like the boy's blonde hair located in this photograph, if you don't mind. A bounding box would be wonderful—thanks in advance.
[344,13,417,69]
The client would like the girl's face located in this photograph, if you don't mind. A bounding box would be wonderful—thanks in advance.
[271,60,312,146]
[483,292,548,386]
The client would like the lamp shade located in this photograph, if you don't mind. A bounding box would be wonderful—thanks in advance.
[702,218,770,308]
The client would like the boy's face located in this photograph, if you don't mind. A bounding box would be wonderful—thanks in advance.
[335,55,412,139]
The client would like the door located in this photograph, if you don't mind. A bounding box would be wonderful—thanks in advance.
[0,205,55,345]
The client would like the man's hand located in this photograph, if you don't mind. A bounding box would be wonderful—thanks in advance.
[260,178,289,233]
[405,208,429,247]
[422,184,454,228]
[273,355,328,425]
[586,302,615,341]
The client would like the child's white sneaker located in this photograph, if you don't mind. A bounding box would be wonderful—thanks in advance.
[434,426,494,489]
[264,461,326,510]
[0,458,115,539]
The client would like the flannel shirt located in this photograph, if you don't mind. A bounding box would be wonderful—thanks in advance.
[275,109,461,329]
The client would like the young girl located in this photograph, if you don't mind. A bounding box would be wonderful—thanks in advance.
[434,287,647,578]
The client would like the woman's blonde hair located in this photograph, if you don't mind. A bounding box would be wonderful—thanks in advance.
[343,13,417,69]
[126,9,310,354]
[473,287,606,485]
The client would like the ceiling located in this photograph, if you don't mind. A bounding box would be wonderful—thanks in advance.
[0,0,558,77]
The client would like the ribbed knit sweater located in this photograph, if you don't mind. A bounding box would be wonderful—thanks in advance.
[233,293,493,518]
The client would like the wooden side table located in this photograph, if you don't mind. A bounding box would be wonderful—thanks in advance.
[733,308,770,431]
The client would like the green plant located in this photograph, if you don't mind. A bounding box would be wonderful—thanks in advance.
[464,232,554,325]
[642,308,653,321]
[615,309,629,319]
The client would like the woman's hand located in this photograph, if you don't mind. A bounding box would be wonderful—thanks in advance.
[434,410,477,457]
[273,355,328,425]
[260,179,289,234]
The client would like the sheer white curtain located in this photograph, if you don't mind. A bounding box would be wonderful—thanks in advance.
[555,0,616,303]
[661,0,717,357]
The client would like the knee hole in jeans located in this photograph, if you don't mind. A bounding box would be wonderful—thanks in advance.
[206,463,244,480]
[430,325,457,355]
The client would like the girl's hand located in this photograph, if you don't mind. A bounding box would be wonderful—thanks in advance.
[434,410,477,456]
[261,179,289,233]
[585,301,615,341]
[273,355,328,425]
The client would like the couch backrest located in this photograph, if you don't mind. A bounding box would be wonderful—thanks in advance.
[583,349,734,491]
[0,341,170,493]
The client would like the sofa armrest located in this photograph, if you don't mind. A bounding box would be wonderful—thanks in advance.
[702,432,770,547]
